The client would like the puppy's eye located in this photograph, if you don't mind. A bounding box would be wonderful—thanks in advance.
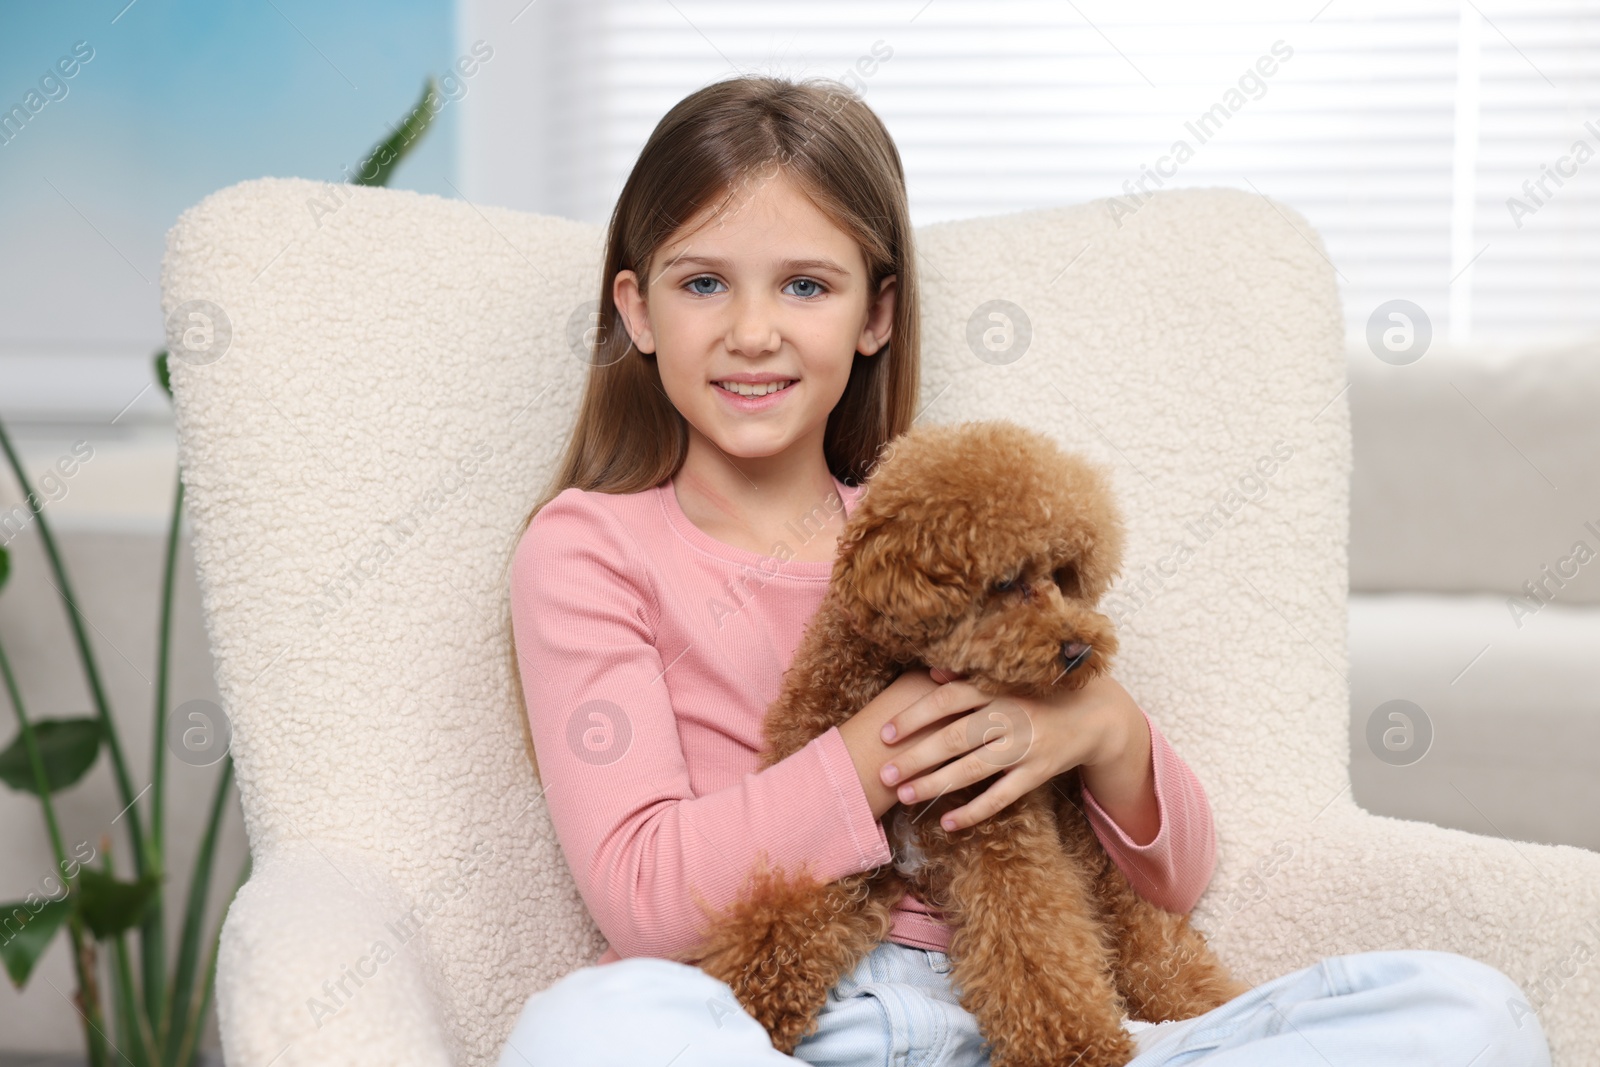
[991,576,1018,595]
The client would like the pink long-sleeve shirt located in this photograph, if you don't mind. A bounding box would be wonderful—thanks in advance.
[509,473,1218,966]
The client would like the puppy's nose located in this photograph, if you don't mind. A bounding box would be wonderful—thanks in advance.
[1060,641,1092,673]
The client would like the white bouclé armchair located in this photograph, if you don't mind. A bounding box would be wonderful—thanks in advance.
[159,176,1600,1066]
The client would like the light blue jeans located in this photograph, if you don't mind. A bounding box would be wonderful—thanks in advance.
[498,940,1553,1066]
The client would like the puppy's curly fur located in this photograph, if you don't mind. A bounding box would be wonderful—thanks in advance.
[673,420,1249,1067]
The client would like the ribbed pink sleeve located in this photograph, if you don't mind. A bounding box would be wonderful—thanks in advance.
[1081,705,1217,916]
[510,494,893,962]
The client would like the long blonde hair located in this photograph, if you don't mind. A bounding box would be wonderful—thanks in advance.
[503,74,923,782]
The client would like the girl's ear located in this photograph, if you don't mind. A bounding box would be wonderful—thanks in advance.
[613,269,657,355]
[858,274,896,357]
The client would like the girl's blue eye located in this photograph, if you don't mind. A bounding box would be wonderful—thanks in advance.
[787,278,825,298]
[688,276,723,295]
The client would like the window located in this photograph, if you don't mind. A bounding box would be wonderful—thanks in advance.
[461,0,1600,344]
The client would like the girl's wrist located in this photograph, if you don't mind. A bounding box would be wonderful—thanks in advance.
[837,716,903,821]
[1077,693,1158,845]
[1076,675,1140,771]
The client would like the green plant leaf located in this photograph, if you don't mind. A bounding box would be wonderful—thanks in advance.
[352,76,438,187]
[0,718,101,795]
[173,848,249,1067]
[75,869,158,940]
[155,349,171,398]
[167,756,232,1055]
[0,544,9,590]
[0,896,72,987]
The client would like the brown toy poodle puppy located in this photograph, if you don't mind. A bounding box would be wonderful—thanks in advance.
[673,419,1249,1067]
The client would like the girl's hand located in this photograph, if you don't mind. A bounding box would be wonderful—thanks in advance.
[877,668,1143,833]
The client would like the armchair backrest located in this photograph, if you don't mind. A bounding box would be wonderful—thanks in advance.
[162,177,1347,1063]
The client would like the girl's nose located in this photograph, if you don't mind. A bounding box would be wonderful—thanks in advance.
[728,298,782,355]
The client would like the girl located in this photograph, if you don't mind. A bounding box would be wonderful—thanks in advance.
[500,75,1550,1067]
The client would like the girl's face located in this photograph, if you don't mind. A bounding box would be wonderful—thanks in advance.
[613,171,896,472]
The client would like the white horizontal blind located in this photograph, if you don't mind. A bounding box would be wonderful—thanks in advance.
[1468,1,1600,342]
[462,0,1600,345]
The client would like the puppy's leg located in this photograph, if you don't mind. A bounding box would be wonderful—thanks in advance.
[1053,774,1251,1022]
[680,865,901,1054]
[926,788,1136,1067]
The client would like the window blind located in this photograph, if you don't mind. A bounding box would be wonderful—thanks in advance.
[460,0,1600,344]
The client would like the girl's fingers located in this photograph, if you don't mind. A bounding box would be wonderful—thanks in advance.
[883,697,1034,787]
[880,679,989,746]
[877,686,998,790]
[935,767,1034,832]
[887,706,1036,801]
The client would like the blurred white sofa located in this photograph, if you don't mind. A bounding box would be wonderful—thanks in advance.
[1347,336,1600,852]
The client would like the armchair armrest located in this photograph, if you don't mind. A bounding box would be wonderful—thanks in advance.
[1196,805,1600,1065]
[216,841,453,1067]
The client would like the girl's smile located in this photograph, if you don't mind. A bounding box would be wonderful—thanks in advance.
[711,375,798,413]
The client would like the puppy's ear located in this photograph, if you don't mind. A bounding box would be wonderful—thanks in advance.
[1058,458,1126,606]
[1071,524,1124,606]
[1068,518,1120,607]
[833,514,971,655]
